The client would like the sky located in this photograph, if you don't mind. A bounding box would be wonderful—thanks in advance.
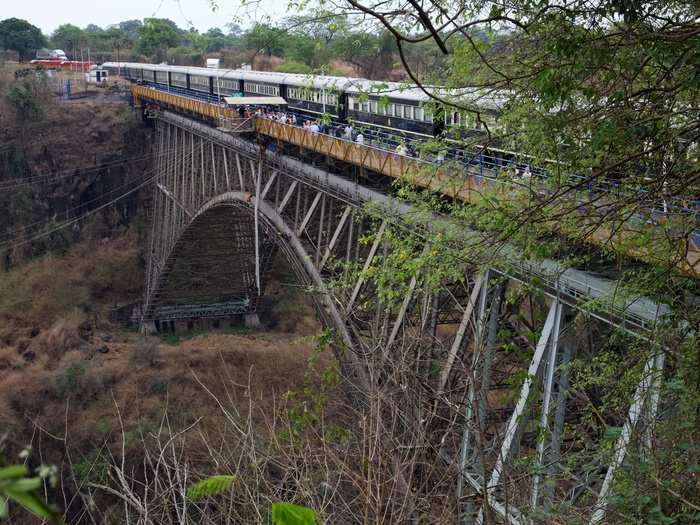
[2,0,283,35]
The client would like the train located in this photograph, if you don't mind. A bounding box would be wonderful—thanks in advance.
[102,61,505,142]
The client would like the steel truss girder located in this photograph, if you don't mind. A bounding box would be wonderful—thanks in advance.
[145,112,669,525]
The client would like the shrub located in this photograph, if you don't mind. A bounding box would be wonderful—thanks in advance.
[129,336,160,367]
[6,79,45,122]
[54,359,88,398]
[274,61,313,74]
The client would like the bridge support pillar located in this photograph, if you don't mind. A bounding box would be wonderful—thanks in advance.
[244,312,261,329]
[140,320,157,335]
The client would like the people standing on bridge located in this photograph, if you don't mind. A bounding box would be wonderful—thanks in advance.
[309,121,320,133]
[343,124,353,141]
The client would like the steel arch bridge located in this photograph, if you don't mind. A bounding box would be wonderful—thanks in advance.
[143,110,667,525]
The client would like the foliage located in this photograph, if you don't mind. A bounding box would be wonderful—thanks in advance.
[271,502,317,525]
[282,330,343,442]
[135,18,183,60]
[0,18,46,61]
[186,475,235,501]
[274,61,313,74]
[6,79,46,122]
[0,463,60,522]
[54,359,89,398]
[50,24,86,52]
[243,23,287,57]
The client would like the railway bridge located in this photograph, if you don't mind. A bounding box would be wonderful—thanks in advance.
[139,93,670,523]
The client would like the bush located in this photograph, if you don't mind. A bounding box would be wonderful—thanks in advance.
[54,359,88,398]
[6,78,45,122]
[274,61,313,74]
[129,336,160,367]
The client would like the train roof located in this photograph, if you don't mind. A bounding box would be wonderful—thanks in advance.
[103,62,506,110]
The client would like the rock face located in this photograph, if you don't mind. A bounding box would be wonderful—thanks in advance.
[0,95,152,269]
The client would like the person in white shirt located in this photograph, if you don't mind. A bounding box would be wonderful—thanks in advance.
[309,122,320,133]
[344,124,353,140]
[395,143,407,156]
[356,133,364,145]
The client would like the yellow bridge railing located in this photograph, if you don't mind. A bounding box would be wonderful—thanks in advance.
[132,85,699,277]
[132,85,238,121]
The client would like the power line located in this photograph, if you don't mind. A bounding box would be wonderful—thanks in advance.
[0,145,199,249]
[0,150,176,192]
[0,175,158,253]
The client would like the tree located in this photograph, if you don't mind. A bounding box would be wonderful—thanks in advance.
[205,28,228,52]
[51,24,86,54]
[84,24,103,34]
[242,23,286,57]
[331,29,396,78]
[225,22,242,38]
[136,18,183,60]
[185,29,208,56]
[0,18,46,61]
[117,19,143,40]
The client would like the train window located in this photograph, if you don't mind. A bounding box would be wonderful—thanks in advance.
[248,82,279,96]
[171,73,187,86]
[361,101,370,113]
[218,79,237,90]
[396,105,405,118]
[378,104,386,116]
[414,107,423,121]
[347,97,355,110]
[424,110,433,123]
[190,76,209,91]
[370,100,377,113]
[406,106,415,120]
[387,103,395,117]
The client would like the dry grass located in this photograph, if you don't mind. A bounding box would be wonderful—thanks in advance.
[0,329,332,522]
[0,231,141,345]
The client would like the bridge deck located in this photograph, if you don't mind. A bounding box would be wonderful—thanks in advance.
[132,85,699,277]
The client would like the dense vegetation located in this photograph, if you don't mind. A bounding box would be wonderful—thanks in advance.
[0,15,440,79]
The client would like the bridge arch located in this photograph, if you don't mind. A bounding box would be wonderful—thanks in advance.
[145,190,355,353]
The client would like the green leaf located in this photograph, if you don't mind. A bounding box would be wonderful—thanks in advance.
[0,465,29,480]
[272,502,317,525]
[3,487,59,521]
[186,475,235,501]
[10,478,43,492]
[604,426,623,440]
[0,496,8,519]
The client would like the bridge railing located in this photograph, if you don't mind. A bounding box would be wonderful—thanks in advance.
[256,117,699,276]
[132,86,698,276]
[131,85,239,122]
